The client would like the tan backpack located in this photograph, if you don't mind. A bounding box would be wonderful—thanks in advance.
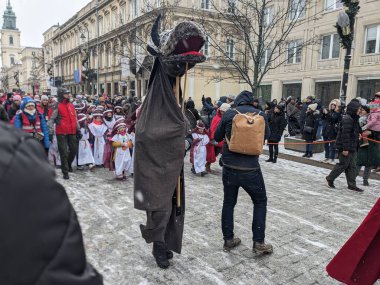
[225,109,265,155]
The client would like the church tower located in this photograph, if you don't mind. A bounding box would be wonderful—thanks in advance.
[1,0,21,68]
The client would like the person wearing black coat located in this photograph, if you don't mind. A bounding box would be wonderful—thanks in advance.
[185,100,201,129]
[326,99,363,192]
[0,121,103,285]
[214,90,273,254]
[302,103,319,158]
[322,99,342,163]
[0,104,9,122]
[299,96,314,132]
[266,105,287,163]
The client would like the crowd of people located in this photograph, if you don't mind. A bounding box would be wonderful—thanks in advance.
[1,89,379,187]
[0,89,141,181]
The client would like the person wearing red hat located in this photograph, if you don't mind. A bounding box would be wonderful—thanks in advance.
[190,120,210,176]
[88,110,108,166]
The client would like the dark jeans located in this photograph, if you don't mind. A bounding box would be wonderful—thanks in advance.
[357,166,371,181]
[268,140,279,159]
[324,138,336,159]
[327,151,357,187]
[306,140,314,154]
[222,167,267,243]
[56,134,78,175]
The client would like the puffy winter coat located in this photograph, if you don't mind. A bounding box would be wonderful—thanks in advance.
[335,100,361,152]
[268,110,287,142]
[322,110,342,140]
[302,111,319,141]
[14,111,50,149]
[0,121,103,285]
[51,100,78,135]
[366,109,380,132]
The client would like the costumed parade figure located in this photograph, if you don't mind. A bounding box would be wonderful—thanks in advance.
[88,110,108,166]
[111,121,133,180]
[326,198,380,285]
[77,113,95,170]
[190,120,210,176]
[134,15,206,269]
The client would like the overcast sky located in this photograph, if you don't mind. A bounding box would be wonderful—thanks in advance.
[0,0,91,47]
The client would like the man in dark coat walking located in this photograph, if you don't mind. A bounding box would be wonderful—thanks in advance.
[0,121,103,285]
[326,99,363,192]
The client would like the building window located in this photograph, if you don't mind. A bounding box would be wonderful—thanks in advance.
[112,10,117,29]
[283,83,302,99]
[289,0,305,20]
[260,48,272,69]
[357,79,380,100]
[201,36,209,57]
[201,0,210,9]
[132,0,139,17]
[105,13,110,33]
[10,55,15,65]
[263,6,274,27]
[365,25,380,54]
[98,17,103,35]
[287,40,302,64]
[9,36,13,45]
[325,0,343,11]
[120,5,126,25]
[321,34,340,59]
[227,0,236,14]
[258,85,272,102]
[108,48,112,67]
[226,39,235,59]
[315,81,340,107]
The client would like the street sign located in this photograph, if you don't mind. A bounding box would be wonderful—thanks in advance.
[51,86,58,96]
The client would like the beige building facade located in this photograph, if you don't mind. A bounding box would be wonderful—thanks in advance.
[41,0,243,107]
[261,0,380,106]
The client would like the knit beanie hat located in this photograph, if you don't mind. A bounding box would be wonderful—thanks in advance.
[13,94,22,102]
[41,95,49,101]
[219,103,231,112]
[308,103,318,111]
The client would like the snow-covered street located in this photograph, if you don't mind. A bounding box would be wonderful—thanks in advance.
[59,156,380,285]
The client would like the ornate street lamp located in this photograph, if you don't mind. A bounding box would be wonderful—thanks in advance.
[336,0,360,107]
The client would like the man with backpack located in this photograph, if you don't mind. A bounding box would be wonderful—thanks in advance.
[214,90,273,254]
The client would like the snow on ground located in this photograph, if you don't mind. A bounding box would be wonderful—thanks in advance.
[58,155,380,285]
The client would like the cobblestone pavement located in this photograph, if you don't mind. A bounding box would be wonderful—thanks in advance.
[58,155,380,285]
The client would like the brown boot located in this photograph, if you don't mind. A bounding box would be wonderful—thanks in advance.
[253,241,273,254]
[205,162,211,173]
[223,237,241,252]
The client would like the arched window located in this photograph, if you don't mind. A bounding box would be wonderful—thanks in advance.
[108,48,112,67]
[9,36,13,45]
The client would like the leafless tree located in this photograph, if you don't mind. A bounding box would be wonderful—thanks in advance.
[197,0,317,97]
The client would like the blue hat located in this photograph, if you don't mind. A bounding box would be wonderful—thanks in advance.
[20,97,36,111]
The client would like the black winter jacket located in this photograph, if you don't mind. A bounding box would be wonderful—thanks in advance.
[322,110,342,139]
[0,104,8,121]
[335,100,361,152]
[0,122,103,285]
[214,91,270,170]
[268,111,287,142]
[302,111,319,141]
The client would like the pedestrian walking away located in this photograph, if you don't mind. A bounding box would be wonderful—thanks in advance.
[326,99,363,192]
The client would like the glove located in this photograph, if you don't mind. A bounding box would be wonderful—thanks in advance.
[76,131,83,141]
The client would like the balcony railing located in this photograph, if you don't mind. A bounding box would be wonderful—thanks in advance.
[317,58,340,69]
[359,53,380,65]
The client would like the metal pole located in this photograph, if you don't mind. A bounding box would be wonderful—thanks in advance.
[96,0,99,95]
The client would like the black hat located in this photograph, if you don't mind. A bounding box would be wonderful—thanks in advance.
[361,105,370,113]
[253,98,259,103]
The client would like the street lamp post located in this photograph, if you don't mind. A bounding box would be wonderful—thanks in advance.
[79,24,90,93]
[336,0,360,108]
[96,0,100,96]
